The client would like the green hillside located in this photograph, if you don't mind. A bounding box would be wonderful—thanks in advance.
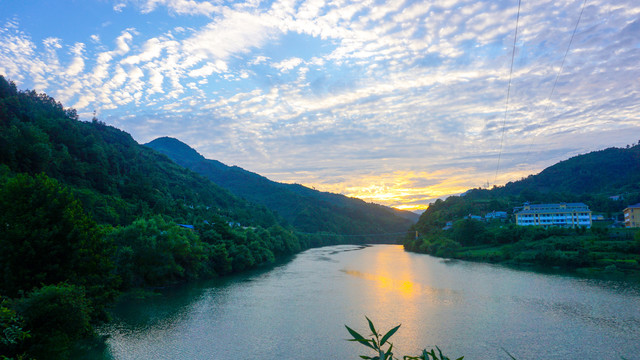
[145,136,418,240]
[406,143,640,278]
[0,75,316,358]
[498,145,640,197]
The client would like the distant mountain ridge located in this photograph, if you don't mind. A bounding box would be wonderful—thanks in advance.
[412,142,640,235]
[497,144,640,197]
[145,137,418,238]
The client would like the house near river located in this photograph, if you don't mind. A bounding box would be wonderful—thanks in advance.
[514,203,592,228]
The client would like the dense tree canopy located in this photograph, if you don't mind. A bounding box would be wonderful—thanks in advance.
[0,173,118,313]
[0,75,318,358]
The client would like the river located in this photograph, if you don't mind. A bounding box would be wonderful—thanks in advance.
[82,244,640,359]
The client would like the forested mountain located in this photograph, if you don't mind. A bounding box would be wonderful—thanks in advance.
[0,79,281,228]
[497,145,640,197]
[404,144,640,278]
[145,136,418,237]
[413,142,640,235]
[405,143,640,276]
[0,75,311,358]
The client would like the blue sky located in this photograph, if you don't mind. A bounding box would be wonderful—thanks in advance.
[1,0,639,210]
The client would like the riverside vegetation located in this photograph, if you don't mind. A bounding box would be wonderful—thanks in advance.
[1,73,639,358]
[0,75,412,358]
[405,189,640,277]
[405,142,640,275]
[346,317,465,360]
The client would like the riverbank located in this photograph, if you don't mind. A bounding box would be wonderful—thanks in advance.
[404,224,640,280]
[73,245,640,360]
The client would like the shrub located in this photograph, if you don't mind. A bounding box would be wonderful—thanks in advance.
[14,283,92,359]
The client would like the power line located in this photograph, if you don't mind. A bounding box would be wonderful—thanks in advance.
[494,0,522,186]
[524,0,588,163]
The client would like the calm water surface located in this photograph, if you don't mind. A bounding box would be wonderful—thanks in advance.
[85,245,640,359]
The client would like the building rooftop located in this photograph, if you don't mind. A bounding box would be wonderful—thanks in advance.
[515,203,590,215]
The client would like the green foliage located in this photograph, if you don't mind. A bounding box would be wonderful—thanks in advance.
[108,216,209,288]
[346,317,463,360]
[406,221,640,275]
[497,145,640,200]
[14,283,92,359]
[0,173,118,318]
[451,219,489,246]
[0,75,287,229]
[146,137,417,242]
[0,76,311,356]
[0,298,30,359]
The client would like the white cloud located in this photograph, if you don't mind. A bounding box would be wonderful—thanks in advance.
[114,3,127,12]
[272,57,303,72]
[188,60,228,77]
[121,37,163,65]
[136,0,219,16]
[65,42,85,76]
[183,9,278,60]
[2,0,640,209]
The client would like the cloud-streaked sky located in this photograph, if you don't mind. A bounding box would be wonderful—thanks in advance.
[1,0,639,211]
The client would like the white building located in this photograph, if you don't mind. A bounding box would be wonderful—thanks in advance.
[514,203,592,228]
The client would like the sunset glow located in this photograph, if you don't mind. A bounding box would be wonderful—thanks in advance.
[2,0,639,209]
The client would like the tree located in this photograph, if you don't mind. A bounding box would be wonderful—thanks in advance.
[451,219,489,246]
[108,216,209,288]
[0,173,118,318]
[14,283,92,359]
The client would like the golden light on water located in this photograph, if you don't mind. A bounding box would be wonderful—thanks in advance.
[341,270,423,298]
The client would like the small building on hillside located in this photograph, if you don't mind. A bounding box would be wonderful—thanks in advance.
[465,214,482,221]
[442,221,453,230]
[623,203,640,228]
[514,203,592,228]
[485,211,508,221]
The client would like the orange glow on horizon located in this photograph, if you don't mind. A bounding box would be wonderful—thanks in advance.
[289,168,535,212]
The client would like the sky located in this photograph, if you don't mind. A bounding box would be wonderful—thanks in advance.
[1,0,639,211]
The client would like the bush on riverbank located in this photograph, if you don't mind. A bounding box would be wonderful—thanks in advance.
[405,220,640,276]
[0,171,309,358]
[346,317,464,360]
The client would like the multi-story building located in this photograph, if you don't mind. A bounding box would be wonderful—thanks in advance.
[514,203,592,228]
[623,203,640,228]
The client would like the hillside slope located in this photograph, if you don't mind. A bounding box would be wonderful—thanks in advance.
[146,137,418,239]
[0,75,320,357]
[413,143,640,235]
[404,143,640,278]
[0,79,282,229]
[498,145,640,196]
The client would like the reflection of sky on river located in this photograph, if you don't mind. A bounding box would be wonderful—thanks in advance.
[88,245,640,360]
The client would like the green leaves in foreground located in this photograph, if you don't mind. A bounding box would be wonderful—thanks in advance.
[346,317,463,360]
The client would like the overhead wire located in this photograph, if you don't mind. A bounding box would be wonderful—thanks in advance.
[523,0,588,163]
[493,0,523,186]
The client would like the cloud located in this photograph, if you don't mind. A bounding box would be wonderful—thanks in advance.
[272,57,303,72]
[183,9,279,61]
[134,0,219,16]
[65,42,85,76]
[2,0,640,209]
[188,60,228,77]
[121,37,163,65]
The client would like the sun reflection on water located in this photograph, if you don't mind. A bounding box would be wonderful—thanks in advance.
[341,269,455,300]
